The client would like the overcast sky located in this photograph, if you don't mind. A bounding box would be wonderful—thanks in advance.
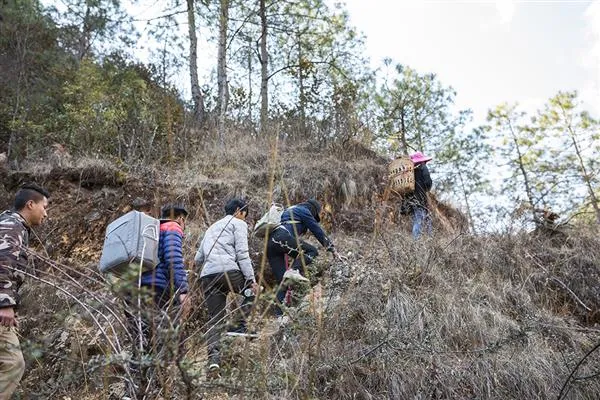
[340,0,600,121]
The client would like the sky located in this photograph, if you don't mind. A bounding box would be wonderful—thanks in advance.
[339,0,600,122]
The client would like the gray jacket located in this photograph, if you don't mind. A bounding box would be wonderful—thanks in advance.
[195,215,255,282]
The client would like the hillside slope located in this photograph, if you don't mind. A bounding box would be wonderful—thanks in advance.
[0,140,598,399]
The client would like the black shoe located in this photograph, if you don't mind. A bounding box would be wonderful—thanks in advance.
[225,325,259,338]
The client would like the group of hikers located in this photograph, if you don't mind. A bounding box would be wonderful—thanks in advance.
[0,151,433,398]
[196,197,343,374]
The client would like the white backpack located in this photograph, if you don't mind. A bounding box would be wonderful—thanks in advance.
[253,204,284,238]
[98,210,160,276]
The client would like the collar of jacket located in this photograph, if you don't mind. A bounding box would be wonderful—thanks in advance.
[298,202,321,223]
[1,210,31,231]
[160,220,184,235]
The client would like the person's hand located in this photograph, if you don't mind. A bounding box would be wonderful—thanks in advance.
[0,307,17,327]
[250,282,261,295]
[179,294,191,320]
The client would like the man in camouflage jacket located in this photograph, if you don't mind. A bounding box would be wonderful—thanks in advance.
[0,183,49,399]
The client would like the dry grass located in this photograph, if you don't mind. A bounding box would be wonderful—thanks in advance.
[285,228,600,400]
[1,135,599,399]
[16,218,600,399]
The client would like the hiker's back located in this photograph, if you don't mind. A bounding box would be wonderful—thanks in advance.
[99,210,160,276]
[410,164,432,206]
[140,219,187,293]
[280,205,311,236]
[198,216,246,276]
[253,204,283,238]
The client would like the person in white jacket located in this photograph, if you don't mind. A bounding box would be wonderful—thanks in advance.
[195,198,258,375]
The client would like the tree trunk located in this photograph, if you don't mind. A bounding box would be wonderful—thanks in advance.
[187,0,204,124]
[398,112,408,155]
[507,117,536,222]
[417,131,425,154]
[563,114,600,224]
[166,95,173,164]
[457,169,476,233]
[217,0,229,146]
[159,41,168,86]
[247,36,253,123]
[297,32,307,137]
[259,0,268,134]
[7,67,22,165]
[7,12,31,167]
[77,5,91,61]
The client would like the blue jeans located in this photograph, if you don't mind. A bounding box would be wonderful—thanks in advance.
[412,206,432,238]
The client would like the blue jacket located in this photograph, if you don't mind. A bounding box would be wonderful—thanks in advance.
[281,204,334,251]
[141,220,189,296]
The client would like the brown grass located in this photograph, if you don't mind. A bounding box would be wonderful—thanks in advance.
[1,134,599,399]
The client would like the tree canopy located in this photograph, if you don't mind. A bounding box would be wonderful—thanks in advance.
[0,0,597,230]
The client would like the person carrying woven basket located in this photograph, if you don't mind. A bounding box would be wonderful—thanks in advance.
[406,152,433,238]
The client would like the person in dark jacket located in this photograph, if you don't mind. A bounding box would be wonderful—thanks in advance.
[140,204,189,307]
[0,183,49,398]
[266,199,340,320]
[407,152,433,238]
[133,204,189,360]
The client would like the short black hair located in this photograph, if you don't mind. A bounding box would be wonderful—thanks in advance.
[160,204,188,219]
[131,197,152,212]
[224,198,248,216]
[14,183,50,211]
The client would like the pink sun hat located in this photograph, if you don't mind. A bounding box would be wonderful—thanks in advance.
[410,151,433,164]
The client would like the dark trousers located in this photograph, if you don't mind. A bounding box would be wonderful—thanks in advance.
[126,291,177,355]
[266,227,318,314]
[124,289,181,395]
[201,270,254,365]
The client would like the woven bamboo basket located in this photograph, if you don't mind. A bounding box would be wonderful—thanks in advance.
[387,157,415,195]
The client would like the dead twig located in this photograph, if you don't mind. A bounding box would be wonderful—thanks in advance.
[557,341,600,400]
[549,277,592,312]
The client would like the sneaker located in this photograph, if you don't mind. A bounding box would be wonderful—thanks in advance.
[283,269,310,285]
[207,363,220,379]
[276,315,290,327]
[225,325,259,338]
